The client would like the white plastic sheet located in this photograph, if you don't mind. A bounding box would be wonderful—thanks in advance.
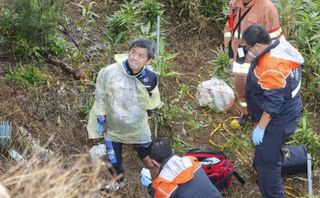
[88,144,106,161]
[196,77,235,112]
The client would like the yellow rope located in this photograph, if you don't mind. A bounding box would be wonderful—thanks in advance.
[208,116,255,172]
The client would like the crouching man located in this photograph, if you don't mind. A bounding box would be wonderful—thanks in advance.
[141,140,223,198]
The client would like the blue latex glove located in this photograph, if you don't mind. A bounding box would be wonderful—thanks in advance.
[140,175,152,187]
[252,126,265,146]
[96,123,104,135]
[97,115,106,123]
[96,115,106,135]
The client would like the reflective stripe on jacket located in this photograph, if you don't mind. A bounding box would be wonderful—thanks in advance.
[246,39,304,122]
[152,156,201,198]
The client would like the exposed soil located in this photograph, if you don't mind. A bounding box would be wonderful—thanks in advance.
[0,1,319,198]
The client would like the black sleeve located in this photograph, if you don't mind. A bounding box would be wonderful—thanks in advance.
[147,110,153,117]
[136,68,159,95]
[148,184,155,198]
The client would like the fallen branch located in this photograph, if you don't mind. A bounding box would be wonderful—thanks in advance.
[43,53,85,80]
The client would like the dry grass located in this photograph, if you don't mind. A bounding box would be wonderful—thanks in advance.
[0,154,113,198]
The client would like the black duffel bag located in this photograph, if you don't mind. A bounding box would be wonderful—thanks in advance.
[281,144,308,175]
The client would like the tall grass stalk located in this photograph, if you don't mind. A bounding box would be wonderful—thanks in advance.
[0,155,111,197]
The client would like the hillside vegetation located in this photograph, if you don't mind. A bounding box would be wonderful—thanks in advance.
[0,0,319,197]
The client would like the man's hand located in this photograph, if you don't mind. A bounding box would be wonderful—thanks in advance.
[140,175,152,188]
[252,126,265,146]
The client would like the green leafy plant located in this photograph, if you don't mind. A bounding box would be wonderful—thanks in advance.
[136,0,163,27]
[14,0,65,54]
[208,46,232,85]
[47,34,68,57]
[77,96,95,123]
[159,101,184,121]
[185,119,206,132]
[167,0,227,30]
[172,135,193,155]
[0,0,66,58]
[105,0,165,49]
[0,9,14,51]
[287,110,320,159]
[5,63,49,87]
[73,1,99,58]
[152,39,178,77]
[106,0,137,46]
[138,21,157,40]
[276,0,320,103]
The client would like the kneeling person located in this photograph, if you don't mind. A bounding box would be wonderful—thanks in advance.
[141,140,223,198]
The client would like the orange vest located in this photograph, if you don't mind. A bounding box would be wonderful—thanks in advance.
[224,0,284,60]
[152,156,201,198]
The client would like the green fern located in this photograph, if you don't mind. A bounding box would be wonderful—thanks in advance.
[208,47,232,85]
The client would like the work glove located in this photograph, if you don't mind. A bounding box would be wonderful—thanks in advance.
[140,175,152,188]
[96,115,106,136]
[252,126,265,146]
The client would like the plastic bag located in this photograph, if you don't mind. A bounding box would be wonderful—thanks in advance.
[89,144,106,161]
[140,168,152,180]
[196,77,235,112]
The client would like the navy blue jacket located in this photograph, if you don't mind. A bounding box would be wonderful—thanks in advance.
[246,39,303,123]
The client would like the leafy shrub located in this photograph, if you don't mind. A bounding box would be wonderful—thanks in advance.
[0,0,66,58]
[106,0,165,47]
[287,110,320,159]
[152,39,178,78]
[5,64,49,87]
[136,0,163,27]
[0,9,14,38]
[208,47,232,85]
[77,95,95,123]
[167,0,227,25]
[138,21,157,40]
[275,0,320,102]
[73,1,99,55]
[0,9,16,53]
[172,135,193,155]
[106,1,138,45]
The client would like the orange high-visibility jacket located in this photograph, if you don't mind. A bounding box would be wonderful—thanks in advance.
[148,155,222,198]
[152,156,201,198]
[224,0,284,61]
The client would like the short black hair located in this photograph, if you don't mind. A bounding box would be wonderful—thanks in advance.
[150,140,173,163]
[128,38,155,60]
[242,24,271,46]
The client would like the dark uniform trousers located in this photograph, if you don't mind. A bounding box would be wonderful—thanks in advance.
[254,118,299,198]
